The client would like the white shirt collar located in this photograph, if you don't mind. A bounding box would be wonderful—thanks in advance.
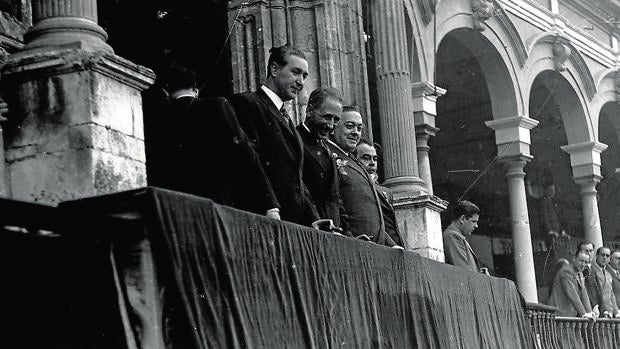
[174,93,196,99]
[261,85,284,111]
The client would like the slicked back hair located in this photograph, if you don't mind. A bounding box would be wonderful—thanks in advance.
[266,44,307,77]
[451,200,480,221]
[163,65,196,93]
[307,87,343,114]
[342,105,359,114]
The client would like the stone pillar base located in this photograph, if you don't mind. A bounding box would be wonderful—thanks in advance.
[2,49,155,204]
[393,192,448,261]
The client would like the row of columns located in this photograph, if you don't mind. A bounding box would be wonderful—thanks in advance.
[369,0,607,303]
[6,1,608,307]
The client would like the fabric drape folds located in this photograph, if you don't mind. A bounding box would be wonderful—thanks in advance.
[135,188,534,349]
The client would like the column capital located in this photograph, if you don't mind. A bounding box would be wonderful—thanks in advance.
[500,155,533,179]
[411,81,447,97]
[485,116,539,158]
[412,81,446,124]
[3,49,155,91]
[560,141,608,183]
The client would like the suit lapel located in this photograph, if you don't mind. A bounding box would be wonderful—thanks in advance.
[298,126,331,174]
[256,89,303,156]
[256,89,296,137]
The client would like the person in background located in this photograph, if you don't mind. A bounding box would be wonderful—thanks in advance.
[548,251,596,318]
[442,200,488,274]
[608,249,620,309]
[147,64,279,216]
[585,246,620,318]
[355,139,404,247]
[578,241,595,278]
[229,44,319,226]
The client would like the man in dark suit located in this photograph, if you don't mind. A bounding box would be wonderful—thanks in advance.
[355,139,404,247]
[609,249,620,309]
[548,251,595,317]
[229,45,319,226]
[442,200,487,273]
[146,65,279,216]
[297,87,349,233]
[327,106,400,247]
[585,246,620,318]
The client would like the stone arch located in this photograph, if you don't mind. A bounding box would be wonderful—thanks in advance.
[525,34,595,144]
[590,68,620,140]
[434,0,524,119]
[598,101,620,239]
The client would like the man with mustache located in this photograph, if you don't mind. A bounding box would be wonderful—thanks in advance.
[327,106,400,247]
[230,44,319,226]
[297,87,350,233]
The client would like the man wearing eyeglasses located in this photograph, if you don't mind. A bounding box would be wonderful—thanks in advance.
[585,246,620,318]
[327,106,401,248]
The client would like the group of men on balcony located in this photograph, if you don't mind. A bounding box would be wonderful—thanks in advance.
[146,44,404,249]
[548,241,620,319]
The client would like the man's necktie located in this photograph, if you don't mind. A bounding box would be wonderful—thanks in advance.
[280,106,295,134]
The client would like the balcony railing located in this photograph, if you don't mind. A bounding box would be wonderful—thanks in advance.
[526,303,620,349]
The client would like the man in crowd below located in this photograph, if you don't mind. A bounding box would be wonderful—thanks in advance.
[442,200,488,274]
[548,251,596,318]
[578,241,595,277]
[355,139,404,247]
[146,65,279,217]
[608,249,620,309]
[229,44,319,226]
[297,87,350,234]
[585,246,620,318]
[327,106,401,247]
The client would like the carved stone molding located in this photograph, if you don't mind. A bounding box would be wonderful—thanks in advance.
[552,37,571,71]
[472,0,495,31]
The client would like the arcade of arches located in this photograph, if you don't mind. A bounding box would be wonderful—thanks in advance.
[2,0,620,305]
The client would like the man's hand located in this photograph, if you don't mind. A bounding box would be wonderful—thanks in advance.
[266,210,281,220]
[614,310,620,318]
[582,312,596,320]
[355,234,371,241]
[593,305,600,318]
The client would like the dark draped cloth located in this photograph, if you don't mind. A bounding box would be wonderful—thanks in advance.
[62,187,535,348]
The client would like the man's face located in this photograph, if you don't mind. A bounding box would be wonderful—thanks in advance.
[332,111,363,153]
[271,55,309,101]
[356,143,378,177]
[459,214,479,237]
[580,244,595,263]
[596,248,611,267]
[573,253,590,272]
[306,97,342,140]
[610,251,620,270]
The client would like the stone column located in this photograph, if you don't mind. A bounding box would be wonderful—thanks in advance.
[227,0,372,129]
[503,156,538,303]
[561,141,608,249]
[486,116,539,303]
[370,0,426,194]
[1,0,155,205]
[25,0,113,53]
[412,81,446,195]
[369,1,446,259]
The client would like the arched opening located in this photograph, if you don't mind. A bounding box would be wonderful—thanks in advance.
[527,70,586,302]
[432,29,514,279]
[599,102,620,241]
